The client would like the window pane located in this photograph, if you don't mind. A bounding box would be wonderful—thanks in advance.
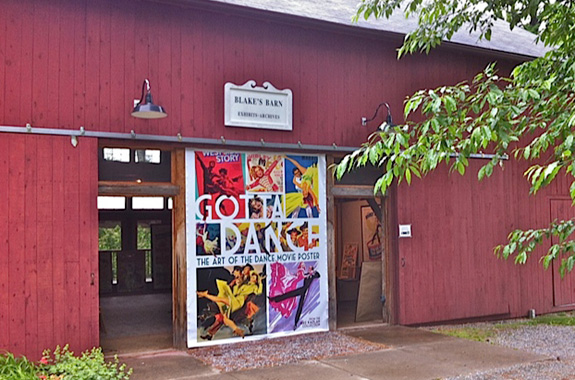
[132,197,164,210]
[134,149,161,164]
[99,222,122,251]
[103,148,130,163]
[112,252,118,285]
[145,251,153,283]
[137,223,152,250]
[98,196,126,210]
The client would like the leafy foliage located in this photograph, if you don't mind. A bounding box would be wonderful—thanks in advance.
[42,345,132,380]
[1,346,131,380]
[337,0,575,275]
[0,352,38,380]
[99,225,122,251]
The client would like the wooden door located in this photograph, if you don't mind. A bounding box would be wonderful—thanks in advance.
[550,199,575,307]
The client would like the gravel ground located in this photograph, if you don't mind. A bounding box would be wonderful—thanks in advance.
[445,324,575,380]
[188,331,385,372]
[188,323,575,377]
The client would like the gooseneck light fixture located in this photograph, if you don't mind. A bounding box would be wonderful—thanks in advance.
[131,79,167,119]
[361,102,394,131]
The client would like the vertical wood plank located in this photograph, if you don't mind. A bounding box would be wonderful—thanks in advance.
[58,0,75,129]
[85,0,101,130]
[78,138,98,349]
[0,136,10,348]
[32,0,50,127]
[168,10,182,137]
[98,1,112,132]
[110,1,126,133]
[36,136,55,354]
[3,0,23,125]
[63,139,81,352]
[8,135,26,355]
[46,0,61,129]
[0,0,6,123]
[24,135,39,356]
[122,0,136,134]
[73,0,87,129]
[51,137,67,347]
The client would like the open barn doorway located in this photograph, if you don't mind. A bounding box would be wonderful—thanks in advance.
[335,197,387,328]
[330,158,392,329]
[97,146,175,354]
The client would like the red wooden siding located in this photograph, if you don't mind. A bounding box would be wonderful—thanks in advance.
[396,158,571,325]
[0,0,521,148]
[0,0,568,354]
[0,134,98,359]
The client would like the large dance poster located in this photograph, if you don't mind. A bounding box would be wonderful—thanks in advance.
[186,149,328,347]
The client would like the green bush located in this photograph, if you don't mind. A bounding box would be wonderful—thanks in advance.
[0,346,131,380]
[0,352,39,380]
[42,345,132,380]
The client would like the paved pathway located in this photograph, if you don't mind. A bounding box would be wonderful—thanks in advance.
[120,325,551,380]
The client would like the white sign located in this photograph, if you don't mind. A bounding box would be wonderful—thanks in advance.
[224,80,293,131]
[399,224,412,238]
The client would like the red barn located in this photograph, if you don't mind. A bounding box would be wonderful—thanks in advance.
[0,0,567,358]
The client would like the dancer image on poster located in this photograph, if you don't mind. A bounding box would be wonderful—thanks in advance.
[269,265,320,330]
[269,262,306,318]
[197,267,266,338]
[198,265,263,340]
[246,156,281,192]
[197,222,220,256]
[296,222,318,251]
[256,222,274,255]
[195,152,246,219]
[279,223,301,251]
[196,155,219,195]
[215,168,242,198]
[248,196,269,219]
[285,156,320,218]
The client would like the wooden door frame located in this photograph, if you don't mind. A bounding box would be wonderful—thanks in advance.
[96,141,187,349]
[327,157,399,326]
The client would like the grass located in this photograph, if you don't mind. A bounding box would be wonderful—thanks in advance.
[428,311,575,343]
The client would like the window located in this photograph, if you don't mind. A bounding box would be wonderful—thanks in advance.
[134,149,161,164]
[102,148,130,163]
[98,221,122,251]
[98,196,126,210]
[99,221,121,285]
[138,221,162,283]
[132,197,164,210]
[99,147,171,182]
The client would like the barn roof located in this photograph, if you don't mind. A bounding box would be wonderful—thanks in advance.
[207,0,547,58]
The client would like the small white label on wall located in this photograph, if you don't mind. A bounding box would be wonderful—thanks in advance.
[399,224,412,238]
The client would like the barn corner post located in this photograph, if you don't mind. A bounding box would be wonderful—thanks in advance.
[384,181,399,325]
[326,155,338,331]
[172,148,188,348]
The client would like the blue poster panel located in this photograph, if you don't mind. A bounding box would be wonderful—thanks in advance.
[186,150,328,347]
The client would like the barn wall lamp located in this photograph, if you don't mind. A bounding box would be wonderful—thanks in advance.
[131,79,167,119]
[361,102,394,131]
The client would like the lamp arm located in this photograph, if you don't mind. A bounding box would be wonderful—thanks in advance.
[363,102,392,125]
[138,79,151,105]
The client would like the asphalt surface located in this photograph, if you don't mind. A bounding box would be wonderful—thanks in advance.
[119,325,550,380]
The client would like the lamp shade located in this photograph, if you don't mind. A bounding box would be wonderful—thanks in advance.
[131,79,167,119]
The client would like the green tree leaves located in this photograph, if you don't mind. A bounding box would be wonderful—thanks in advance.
[338,0,575,275]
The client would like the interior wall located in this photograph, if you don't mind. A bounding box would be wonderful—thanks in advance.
[337,200,366,302]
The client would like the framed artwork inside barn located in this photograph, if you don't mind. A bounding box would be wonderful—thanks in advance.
[339,243,359,280]
[361,206,383,261]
